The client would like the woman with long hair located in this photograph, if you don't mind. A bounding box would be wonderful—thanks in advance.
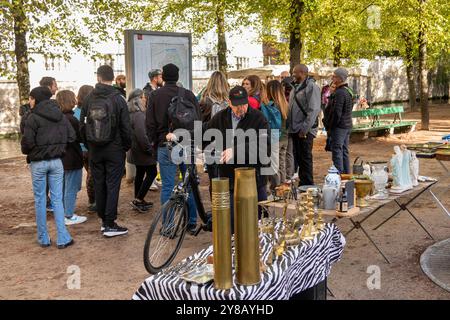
[242,75,268,110]
[56,90,87,225]
[261,80,289,189]
[73,85,96,212]
[200,71,229,122]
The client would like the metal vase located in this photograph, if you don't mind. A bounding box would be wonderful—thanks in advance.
[211,178,233,290]
[234,167,261,286]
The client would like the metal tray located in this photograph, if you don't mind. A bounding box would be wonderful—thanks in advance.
[180,264,214,285]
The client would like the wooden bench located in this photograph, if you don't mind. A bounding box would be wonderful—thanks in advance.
[351,105,417,138]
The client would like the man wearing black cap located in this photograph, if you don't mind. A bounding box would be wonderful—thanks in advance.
[205,85,270,222]
[146,63,200,235]
[80,65,132,238]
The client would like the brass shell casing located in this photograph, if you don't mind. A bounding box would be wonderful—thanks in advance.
[234,168,261,286]
[211,178,233,290]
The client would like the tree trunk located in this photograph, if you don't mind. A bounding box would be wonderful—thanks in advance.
[216,4,227,75]
[418,0,429,130]
[289,0,304,71]
[12,0,30,106]
[333,35,342,67]
[403,32,417,111]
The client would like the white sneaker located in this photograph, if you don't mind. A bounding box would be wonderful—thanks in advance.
[149,182,158,191]
[65,214,87,226]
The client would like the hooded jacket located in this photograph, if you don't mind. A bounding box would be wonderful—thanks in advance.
[287,77,321,137]
[21,100,76,162]
[79,83,132,156]
[127,96,156,166]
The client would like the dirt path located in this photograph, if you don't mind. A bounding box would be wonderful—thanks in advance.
[1,103,449,300]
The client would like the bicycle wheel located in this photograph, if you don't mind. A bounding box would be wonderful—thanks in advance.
[143,198,188,274]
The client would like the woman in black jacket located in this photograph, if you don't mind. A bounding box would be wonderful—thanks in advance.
[127,89,157,212]
[56,90,87,225]
[21,86,75,248]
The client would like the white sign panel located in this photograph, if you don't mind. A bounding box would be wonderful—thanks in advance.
[125,31,192,91]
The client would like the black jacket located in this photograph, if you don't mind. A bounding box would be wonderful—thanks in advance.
[127,110,156,166]
[329,84,353,130]
[146,82,200,148]
[80,83,132,157]
[21,100,75,162]
[61,111,83,170]
[205,107,270,189]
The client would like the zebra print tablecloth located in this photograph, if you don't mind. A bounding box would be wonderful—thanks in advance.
[133,223,345,300]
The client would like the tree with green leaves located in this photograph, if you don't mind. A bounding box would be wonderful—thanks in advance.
[0,0,141,105]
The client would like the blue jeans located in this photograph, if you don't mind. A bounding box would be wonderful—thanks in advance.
[330,127,351,174]
[157,147,197,225]
[63,169,82,217]
[30,159,72,246]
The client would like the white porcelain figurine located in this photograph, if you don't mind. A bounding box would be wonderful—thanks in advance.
[410,151,419,187]
[390,145,413,194]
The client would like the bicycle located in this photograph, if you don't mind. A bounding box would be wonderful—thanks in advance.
[143,140,213,274]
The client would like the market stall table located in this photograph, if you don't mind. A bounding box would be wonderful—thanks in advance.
[261,181,438,264]
[133,223,345,300]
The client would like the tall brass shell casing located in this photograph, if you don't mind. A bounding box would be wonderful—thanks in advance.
[234,168,261,286]
[212,178,233,290]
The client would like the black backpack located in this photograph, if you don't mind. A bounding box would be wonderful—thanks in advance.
[168,87,200,131]
[85,92,118,146]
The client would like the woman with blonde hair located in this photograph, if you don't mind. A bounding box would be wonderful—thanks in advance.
[242,75,268,110]
[200,71,229,122]
[261,80,290,189]
[56,90,87,226]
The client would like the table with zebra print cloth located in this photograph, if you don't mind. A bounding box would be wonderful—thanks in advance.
[133,223,345,300]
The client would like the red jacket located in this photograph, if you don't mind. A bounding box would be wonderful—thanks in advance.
[248,96,261,110]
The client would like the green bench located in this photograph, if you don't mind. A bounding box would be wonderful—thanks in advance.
[351,106,417,138]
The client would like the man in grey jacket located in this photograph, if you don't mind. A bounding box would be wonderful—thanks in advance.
[287,64,321,186]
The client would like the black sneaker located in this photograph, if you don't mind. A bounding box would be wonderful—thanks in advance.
[39,240,51,248]
[186,224,197,236]
[57,239,74,249]
[103,223,128,238]
[130,200,150,213]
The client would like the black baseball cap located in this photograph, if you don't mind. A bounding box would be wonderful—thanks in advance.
[229,86,248,106]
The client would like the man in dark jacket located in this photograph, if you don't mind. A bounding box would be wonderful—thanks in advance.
[146,63,200,235]
[205,86,270,223]
[328,68,353,174]
[287,64,321,186]
[80,65,132,238]
[21,86,75,249]
[143,69,163,108]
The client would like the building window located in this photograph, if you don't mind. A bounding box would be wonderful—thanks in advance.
[236,57,249,70]
[94,54,125,75]
[206,56,219,71]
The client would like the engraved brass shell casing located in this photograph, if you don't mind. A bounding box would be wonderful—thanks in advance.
[211,178,233,290]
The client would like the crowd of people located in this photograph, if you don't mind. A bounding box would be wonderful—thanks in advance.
[19,62,354,248]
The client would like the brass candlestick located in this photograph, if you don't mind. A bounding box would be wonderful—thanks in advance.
[307,188,319,236]
[299,193,314,241]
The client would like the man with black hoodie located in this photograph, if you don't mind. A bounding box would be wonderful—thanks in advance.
[21,86,75,249]
[80,65,132,238]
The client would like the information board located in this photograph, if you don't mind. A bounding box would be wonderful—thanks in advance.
[124,30,192,92]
